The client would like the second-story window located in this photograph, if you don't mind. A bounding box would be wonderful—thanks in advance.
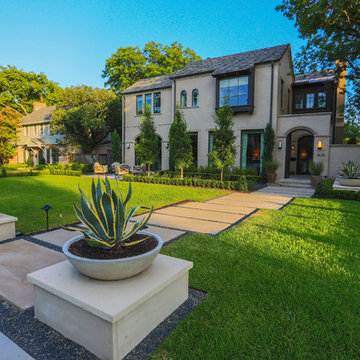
[192,89,199,106]
[136,95,143,115]
[219,76,248,107]
[154,92,161,113]
[295,94,304,110]
[180,90,187,107]
[306,93,315,109]
[145,94,152,112]
[280,79,284,109]
[318,92,327,108]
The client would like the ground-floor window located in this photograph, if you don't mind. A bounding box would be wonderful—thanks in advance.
[189,132,198,167]
[241,130,264,174]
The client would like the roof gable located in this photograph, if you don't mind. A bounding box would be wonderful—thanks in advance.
[20,106,56,125]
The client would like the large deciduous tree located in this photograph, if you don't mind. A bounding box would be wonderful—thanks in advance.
[276,0,360,137]
[0,65,62,116]
[51,86,121,154]
[135,105,159,177]
[169,107,193,179]
[208,104,236,181]
[0,106,20,165]
[103,41,201,92]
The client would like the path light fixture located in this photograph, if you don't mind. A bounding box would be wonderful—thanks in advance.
[278,140,282,149]
[41,205,53,231]
[317,140,323,150]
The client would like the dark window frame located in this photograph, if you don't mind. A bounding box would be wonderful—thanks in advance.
[192,89,199,107]
[215,69,255,113]
[153,92,161,113]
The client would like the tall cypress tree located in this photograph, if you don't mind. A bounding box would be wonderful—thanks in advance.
[169,107,193,179]
[208,104,236,181]
[135,105,159,177]
[111,130,122,163]
[262,123,275,163]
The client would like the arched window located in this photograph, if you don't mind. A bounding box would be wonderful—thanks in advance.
[180,90,187,107]
[192,89,199,107]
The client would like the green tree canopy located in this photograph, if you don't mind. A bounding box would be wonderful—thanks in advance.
[276,0,360,110]
[208,104,236,181]
[0,106,20,165]
[169,107,193,178]
[262,123,275,163]
[0,65,62,116]
[135,105,159,176]
[51,85,121,154]
[103,41,201,92]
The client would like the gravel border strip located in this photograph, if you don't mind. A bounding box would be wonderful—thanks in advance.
[0,289,205,360]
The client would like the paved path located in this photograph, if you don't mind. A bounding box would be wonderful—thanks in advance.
[0,332,34,360]
[255,185,314,198]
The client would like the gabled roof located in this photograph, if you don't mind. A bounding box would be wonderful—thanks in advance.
[121,75,172,94]
[171,44,290,78]
[20,106,55,125]
[294,70,335,84]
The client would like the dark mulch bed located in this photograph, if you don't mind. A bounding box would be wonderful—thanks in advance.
[69,235,158,260]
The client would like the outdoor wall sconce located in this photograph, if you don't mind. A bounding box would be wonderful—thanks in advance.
[291,145,295,152]
[165,142,169,149]
[278,140,282,149]
[317,140,323,150]
[126,144,130,149]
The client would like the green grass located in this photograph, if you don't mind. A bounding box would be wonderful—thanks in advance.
[155,198,360,359]
[0,175,227,234]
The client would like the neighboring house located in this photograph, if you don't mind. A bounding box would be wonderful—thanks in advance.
[121,44,351,179]
[9,103,64,165]
[10,102,113,165]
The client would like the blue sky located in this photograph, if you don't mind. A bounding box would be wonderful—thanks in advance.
[0,0,304,88]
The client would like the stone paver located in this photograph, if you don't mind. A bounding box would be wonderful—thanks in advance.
[175,201,252,215]
[0,240,65,309]
[255,185,314,198]
[32,228,81,247]
[206,197,285,210]
[0,332,34,360]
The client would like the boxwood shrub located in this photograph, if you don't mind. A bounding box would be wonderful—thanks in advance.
[122,174,250,191]
[314,179,360,201]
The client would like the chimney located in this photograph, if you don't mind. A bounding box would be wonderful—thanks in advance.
[33,102,47,112]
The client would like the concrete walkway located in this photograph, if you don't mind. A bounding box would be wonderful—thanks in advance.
[0,333,34,360]
[255,185,314,198]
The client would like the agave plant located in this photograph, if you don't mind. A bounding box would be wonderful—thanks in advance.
[339,161,359,179]
[63,178,153,249]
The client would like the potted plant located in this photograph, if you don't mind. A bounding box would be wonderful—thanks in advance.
[309,161,323,187]
[338,161,360,187]
[264,161,279,183]
[62,178,163,280]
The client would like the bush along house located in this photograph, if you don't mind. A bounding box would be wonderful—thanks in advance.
[121,43,359,180]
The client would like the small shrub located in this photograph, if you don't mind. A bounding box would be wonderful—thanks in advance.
[34,164,47,170]
[339,161,359,179]
[0,167,7,177]
[263,161,279,174]
[314,179,360,201]
[309,161,324,176]
[26,156,34,168]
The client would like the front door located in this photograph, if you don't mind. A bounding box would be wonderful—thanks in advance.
[296,135,313,175]
[241,131,264,174]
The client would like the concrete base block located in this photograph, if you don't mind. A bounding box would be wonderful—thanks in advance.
[28,255,193,360]
[0,213,18,241]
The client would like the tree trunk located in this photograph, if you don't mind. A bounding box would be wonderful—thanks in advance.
[180,167,183,180]
[147,164,150,177]
[220,167,223,181]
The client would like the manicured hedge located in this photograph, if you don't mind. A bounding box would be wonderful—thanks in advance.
[0,170,41,178]
[41,169,82,177]
[123,174,250,191]
[314,179,360,201]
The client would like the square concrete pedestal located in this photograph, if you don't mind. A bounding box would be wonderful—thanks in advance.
[27,255,193,360]
[0,213,17,241]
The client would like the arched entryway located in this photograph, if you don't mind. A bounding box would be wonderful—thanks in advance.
[135,135,162,171]
[285,129,314,178]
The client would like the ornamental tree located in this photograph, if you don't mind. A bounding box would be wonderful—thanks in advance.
[262,123,275,162]
[208,104,236,181]
[135,105,159,176]
[0,106,20,165]
[169,107,193,179]
[103,41,201,93]
[111,129,122,163]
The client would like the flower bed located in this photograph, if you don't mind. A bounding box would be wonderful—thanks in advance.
[314,179,360,201]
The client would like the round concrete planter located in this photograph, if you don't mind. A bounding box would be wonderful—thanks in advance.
[62,231,163,281]
[311,175,322,187]
[338,177,360,187]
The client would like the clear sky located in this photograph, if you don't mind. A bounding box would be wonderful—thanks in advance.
[0,0,304,89]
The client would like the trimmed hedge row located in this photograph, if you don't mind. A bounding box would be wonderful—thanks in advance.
[0,170,41,178]
[314,179,360,201]
[41,169,82,177]
[123,174,250,191]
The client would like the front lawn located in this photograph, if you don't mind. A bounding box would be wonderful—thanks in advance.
[157,198,360,359]
[0,176,227,234]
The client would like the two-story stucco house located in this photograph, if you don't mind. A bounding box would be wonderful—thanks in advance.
[121,44,347,180]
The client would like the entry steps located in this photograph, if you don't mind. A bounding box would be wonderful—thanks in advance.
[275,177,313,188]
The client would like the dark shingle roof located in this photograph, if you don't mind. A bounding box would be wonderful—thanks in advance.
[20,106,55,125]
[121,75,172,94]
[295,70,335,84]
[171,44,290,78]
